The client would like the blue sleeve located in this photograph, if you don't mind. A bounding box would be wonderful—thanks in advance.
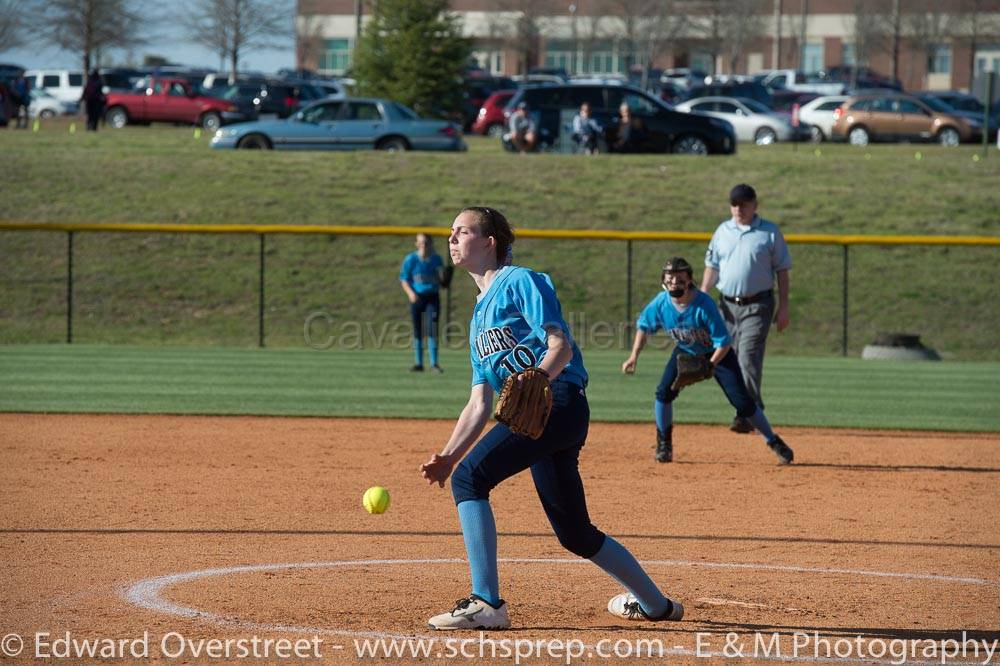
[772,230,792,271]
[700,299,731,349]
[399,254,413,283]
[512,270,568,341]
[470,346,487,387]
[636,296,662,334]
[705,227,722,269]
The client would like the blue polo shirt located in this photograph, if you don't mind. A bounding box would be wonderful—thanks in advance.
[705,215,792,298]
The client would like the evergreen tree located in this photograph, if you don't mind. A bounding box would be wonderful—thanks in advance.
[352,0,471,119]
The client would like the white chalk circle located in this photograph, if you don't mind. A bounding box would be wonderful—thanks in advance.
[123,558,991,665]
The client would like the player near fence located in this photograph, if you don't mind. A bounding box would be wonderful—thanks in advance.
[399,233,444,372]
[420,206,683,629]
[622,256,794,465]
[701,184,792,434]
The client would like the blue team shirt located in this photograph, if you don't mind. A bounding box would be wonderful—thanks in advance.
[469,266,588,392]
[399,251,443,294]
[637,289,731,356]
[705,215,792,298]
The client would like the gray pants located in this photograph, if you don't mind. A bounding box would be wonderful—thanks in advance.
[718,293,774,410]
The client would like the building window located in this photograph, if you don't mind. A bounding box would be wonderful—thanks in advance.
[802,43,824,74]
[928,44,951,75]
[321,39,352,74]
[545,39,578,74]
[472,50,504,74]
[842,42,856,66]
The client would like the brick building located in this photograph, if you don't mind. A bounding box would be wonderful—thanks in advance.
[297,1,1000,92]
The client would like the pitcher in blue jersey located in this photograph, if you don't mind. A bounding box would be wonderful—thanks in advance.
[420,207,683,630]
[400,233,445,372]
[622,257,794,465]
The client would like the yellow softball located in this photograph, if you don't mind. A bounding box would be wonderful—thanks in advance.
[363,486,391,514]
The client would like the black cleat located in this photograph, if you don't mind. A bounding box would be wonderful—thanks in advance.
[431,365,444,374]
[410,364,424,372]
[655,427,673,463]
[730,416,755,434]
[767,435,794,464]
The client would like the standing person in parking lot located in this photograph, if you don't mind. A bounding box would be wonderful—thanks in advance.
[80,69,105,131]
[700,184,791,434]
[508,102,537,153]
[400,233,445,373]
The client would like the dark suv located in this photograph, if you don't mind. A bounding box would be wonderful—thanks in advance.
[504,84,736,155]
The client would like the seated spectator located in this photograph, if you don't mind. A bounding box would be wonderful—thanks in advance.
[571,102,602,154]
[611,102,646,153]
[508,102,537,153]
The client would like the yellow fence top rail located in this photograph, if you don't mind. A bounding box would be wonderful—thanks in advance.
[1,221,997,247]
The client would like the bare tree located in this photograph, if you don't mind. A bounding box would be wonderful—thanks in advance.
[181,0,292,80]
[844,0,883,86]
[865,0,904,82]
[29,0,146,71]
[295,12,327,72]
[904,0,958,87]
[722,0,768,73]
[690,0,766,75]
[954,0,1000,85]
[491,0,557,75]
[0,0,30,53]
[577,2,612,75]
[605,0,688,83]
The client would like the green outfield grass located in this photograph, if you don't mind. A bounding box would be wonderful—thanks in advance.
[1,345,996,431]
[2,125,999,358]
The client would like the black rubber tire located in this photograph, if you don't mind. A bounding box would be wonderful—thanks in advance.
[236,134,272,150]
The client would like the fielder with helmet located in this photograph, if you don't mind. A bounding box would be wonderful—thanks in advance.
[622,257,794,465]
[420,206,683,630]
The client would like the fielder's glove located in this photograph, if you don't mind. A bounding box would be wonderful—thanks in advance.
[494,367,553,439]
[670,353,715,392]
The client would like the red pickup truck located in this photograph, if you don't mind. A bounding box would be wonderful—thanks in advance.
[104,77,247,131]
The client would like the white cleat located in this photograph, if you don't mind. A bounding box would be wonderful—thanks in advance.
[608,592,684,622]
[428,595,511,630]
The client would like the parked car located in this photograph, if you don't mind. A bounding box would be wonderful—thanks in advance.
[915,91,999,140]
[660,68,707,90]
[461,74,515,130]
[25,69,84,105]
[674,96,799,145]
[818,65,903,92]
[470,90,515,137]
[255,80,326,118]
[831,92,981,146]
[210,97,467,151]
[797,95,849,142]
[760,69,847,96]
[99,67,146,93]
[29,89,77,118]
[682,79,772,107]
[503,83,736,155]
[770,90,820,113]
[104,77,247,131]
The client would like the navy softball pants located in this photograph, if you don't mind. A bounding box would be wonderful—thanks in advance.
[409,291,439,341]
[451,380,606,559]
[655,347,757,418]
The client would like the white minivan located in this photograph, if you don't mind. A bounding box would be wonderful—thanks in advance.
[25,70,85,105]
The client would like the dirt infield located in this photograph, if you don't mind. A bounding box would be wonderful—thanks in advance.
[2,413,998,664]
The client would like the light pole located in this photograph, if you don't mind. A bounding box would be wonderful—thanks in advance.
[569,4,578,75]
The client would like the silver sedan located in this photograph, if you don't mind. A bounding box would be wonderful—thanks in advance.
[674,96,795,145]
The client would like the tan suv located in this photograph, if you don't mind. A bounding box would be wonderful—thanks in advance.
[831,93,981,146]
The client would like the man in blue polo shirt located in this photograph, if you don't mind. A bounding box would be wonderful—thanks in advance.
[700,184,792,434]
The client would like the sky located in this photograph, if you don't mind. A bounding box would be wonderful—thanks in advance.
[2,30,296,74]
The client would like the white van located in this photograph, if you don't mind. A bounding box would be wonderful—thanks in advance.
[25,69,85,105]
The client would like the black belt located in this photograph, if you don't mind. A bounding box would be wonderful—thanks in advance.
[722,289,772,305]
